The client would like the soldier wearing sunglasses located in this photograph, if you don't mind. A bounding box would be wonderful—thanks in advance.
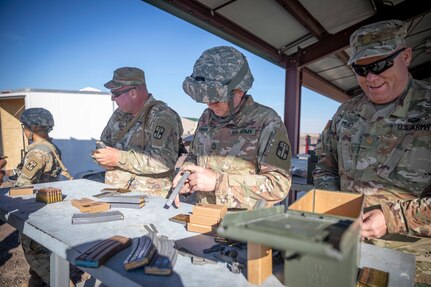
[313,20,430,284]
[94,67,184,197]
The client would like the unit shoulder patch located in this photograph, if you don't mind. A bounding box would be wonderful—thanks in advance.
[25,160,38,171]
[153,126,165,139]
[276,141,289,160]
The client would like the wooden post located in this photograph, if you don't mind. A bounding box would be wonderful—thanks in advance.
[247,242,272,285]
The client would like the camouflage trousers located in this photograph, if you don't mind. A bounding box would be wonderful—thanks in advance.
[368,235,431,285]
[20,233,51,285]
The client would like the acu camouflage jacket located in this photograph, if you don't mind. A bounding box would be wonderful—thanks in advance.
[101,95,183,197]
[16,140,62,186]
[184,95,292,209]
[313,77,431,237]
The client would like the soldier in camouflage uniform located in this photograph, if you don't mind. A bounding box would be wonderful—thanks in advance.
[15,108,64,286]
[173,46,292,209]
[313,20,431,285]
[94,67,183,197]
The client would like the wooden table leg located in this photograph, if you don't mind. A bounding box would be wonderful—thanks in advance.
[247,242,272,285]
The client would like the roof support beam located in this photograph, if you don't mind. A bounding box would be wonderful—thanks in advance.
[285,58,302,157]
[302,68,350,102]
[276,0,351,66]
[290,0,431,67]
[276,0,327,38]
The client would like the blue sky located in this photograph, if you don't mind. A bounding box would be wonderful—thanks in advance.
[0,0,341,134]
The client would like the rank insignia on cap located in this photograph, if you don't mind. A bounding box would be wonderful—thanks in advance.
[153,126,165,139]
[276,141,289,160]
[25,160,38,171]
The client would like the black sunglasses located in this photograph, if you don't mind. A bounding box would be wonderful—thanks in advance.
[111,87,135,98]
[351,48,406,77]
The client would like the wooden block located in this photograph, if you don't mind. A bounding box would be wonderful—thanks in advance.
[247,242,272,285]
[192,203,227,219]
[189,214,221,226]
[80,202,111,213]
[71,198,94,209]
[187,222,216,234]
[9,186,34,196]
[71,198,111,213]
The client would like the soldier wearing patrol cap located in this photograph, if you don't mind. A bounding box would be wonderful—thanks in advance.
[94,67,184,197]
[173,46,292,209]
[313,20,431,284]
[14,107,69,286]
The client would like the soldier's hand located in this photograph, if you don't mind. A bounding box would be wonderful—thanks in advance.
[173,170,192,208]
[361,209,387,240]
[184,165,217,193]
[93,147,120,168]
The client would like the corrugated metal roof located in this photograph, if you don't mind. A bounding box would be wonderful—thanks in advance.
[143,0,431,101]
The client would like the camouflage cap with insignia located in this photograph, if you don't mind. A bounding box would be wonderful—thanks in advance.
[104,67,146,90]
[348,20,407,65]
[20,108,54,131]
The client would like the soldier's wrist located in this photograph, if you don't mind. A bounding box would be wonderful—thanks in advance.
[214,172,224,193]
[117,150,129,167]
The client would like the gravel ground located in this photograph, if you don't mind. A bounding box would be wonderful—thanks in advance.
[0,222,30,287]
[0,222,86,287]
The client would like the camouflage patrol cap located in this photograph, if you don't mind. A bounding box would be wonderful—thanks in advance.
[183,46,254,103]
[104,67,146,90]
[20,108,54,131]
[348,20,407,65]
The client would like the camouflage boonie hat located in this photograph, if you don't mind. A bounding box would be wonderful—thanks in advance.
[104,67,146,90]
[20,108,54,130]
[348,20,407,65]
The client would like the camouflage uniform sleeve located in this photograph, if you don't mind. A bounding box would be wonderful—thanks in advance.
[15,150,47,186]
[117,110,183,175]
[313,115,341,190]
[215,118,292,206]
[380,195,431,237]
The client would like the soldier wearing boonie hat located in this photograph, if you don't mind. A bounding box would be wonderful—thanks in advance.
[95,67,184,197]
[314,20,431,284]
[173,46,292,209]
[12,107,69,286]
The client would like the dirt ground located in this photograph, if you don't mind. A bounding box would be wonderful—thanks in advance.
[0,222,86,287]
[0,221,30,287]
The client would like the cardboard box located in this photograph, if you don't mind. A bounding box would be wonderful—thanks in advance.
[9,186,34,196]
[289,188,363,219]
[218,189,364,287]
[285,189,364,287]
[192,203,227,218]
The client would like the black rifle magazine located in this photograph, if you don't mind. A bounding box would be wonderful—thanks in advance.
[75,235,132,268]
[144,237,178,275]
[123,232,157,270]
